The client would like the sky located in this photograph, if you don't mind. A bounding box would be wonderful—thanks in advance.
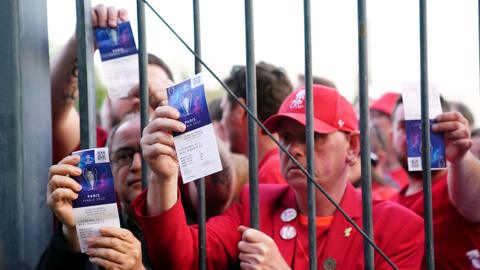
[47,0,480,128]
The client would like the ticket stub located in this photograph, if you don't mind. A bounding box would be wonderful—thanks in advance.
[167,73,223,183]
[402,83,446,171]
[95,21,139,99]
[71,147,120,253]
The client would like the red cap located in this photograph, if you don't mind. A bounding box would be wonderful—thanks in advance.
[263,85,358,134]
[369,92,400,117]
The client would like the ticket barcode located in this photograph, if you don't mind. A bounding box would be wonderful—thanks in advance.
[95,148,110,163]
[408,157,422,171]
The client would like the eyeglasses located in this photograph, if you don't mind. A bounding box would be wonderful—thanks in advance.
[110,147,142,167]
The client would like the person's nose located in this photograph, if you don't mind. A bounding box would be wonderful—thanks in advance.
[130,152,142,171]
[286,139,305,158]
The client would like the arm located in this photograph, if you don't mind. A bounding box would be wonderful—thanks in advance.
[433,111,480,222]
[50,5,128,162]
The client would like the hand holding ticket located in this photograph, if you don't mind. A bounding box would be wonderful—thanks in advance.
[95,21,139,99]
[71,147,121,253]
[167,73,223,183]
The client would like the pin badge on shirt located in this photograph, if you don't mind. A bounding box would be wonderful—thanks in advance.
[280,225,297,240]
[344,227,352,237]
[280,208,297,223]
[323,257,337,270]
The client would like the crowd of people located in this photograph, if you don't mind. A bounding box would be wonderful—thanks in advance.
[36,5,480,270]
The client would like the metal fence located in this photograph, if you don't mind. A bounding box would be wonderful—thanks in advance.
[0,0,445,268]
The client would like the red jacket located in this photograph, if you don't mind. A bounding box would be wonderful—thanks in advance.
[258,148,286,184]
[133,183,424,269]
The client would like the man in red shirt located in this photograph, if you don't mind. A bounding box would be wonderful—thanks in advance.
[220,63,293,184]
[390,97,480,269]
[133,85,424,269]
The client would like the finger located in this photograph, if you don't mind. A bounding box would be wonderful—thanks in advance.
[48,164,82,184]
[432,121,466,133]
[435,111,468,125]
[106,7,118,28]
[238,226,265,243]
[91,8,99,27]
[453,139,474,150]
[94,4,108,28]
[239,252,263,265]
[127,85,140,98]
[50,188,79,203]
[444,128,470,141]
[143,116,185,135]
[141,131,175,148]
[239,261,256,270]
[154,106,181,119]
[99,227,136,244]
[89,254,121,269]
[141,142,178,161]
[87,236,129,254]
[118,8,129,22]
[58,155,81,165]
[50,175,82,193]
[238,240,265,254]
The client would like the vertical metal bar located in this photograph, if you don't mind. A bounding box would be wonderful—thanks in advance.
[76,0,96,149]
[137,0,149,188]
[419,0,435,269]
[245,0,259,229]
[303,0,316,269]
[0,0,52,267]
[357,0,374,268]
[192,0,207,269]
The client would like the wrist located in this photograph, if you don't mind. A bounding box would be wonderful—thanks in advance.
[62,224,80,252]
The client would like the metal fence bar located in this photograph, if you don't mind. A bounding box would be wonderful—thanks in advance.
[356,0,375,268]
[302,0,317,269]
[137,0,150,189]
[76,0,96,149]
[192,0,207,269]
[244,0,259,229]
[419,0,435,269]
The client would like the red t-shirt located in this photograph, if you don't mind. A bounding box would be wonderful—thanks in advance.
[392,174,480,270]
[258,148,286,184]
[387,167,409,189]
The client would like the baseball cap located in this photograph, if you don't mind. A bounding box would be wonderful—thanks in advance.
[263,84,358,134]
[369,92,400,117]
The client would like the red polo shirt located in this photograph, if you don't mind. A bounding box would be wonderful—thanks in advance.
[392,173,480,270]
[258,148,286,184]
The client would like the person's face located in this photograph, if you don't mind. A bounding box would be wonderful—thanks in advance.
[370,110,393,140]
[220,95,247,155]
[109,64,170,130]
[277,119,354,193]
[110,119,142,206]
[392,104,409,171]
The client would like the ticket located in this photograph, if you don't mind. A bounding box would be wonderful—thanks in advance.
[71,147,121,253]
[167,73,223,183]
[95,21,139,99]
[402,83,446,171]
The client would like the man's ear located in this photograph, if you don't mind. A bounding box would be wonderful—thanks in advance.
[346,131,361,165]
[234,97,248,119]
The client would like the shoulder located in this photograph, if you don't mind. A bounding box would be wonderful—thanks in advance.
[373,200,424,234]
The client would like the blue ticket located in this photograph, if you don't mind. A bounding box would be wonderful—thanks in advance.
[402,83,446,171]
[71,147,120,252]
[95,21,138,61]
[167,74,223,183]
[94,21,139,99]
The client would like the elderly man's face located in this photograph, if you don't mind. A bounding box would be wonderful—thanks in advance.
[110,119,143,207]
[277,118,352,192]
